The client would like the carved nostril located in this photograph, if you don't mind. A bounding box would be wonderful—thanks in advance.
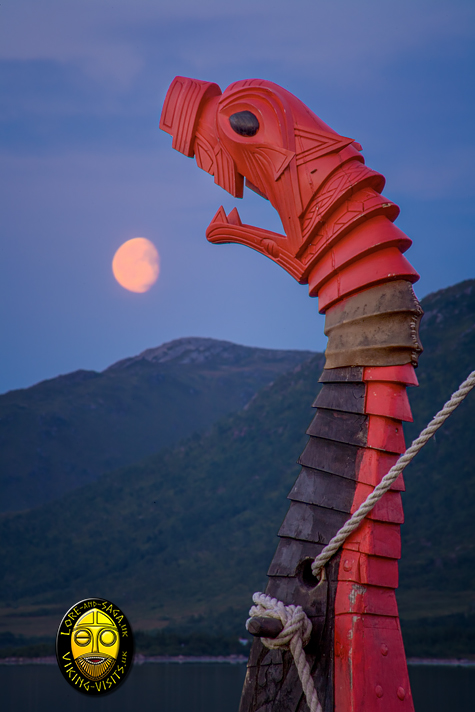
[229,111,260,137]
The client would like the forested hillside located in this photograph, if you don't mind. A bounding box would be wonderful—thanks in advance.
[1,280,474,658]
[0,338,314,511]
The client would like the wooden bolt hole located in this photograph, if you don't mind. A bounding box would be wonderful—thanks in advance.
[297,558,321,589]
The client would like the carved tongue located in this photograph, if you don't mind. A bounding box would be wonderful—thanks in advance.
[205,205,302,277]
[207,205,287,250]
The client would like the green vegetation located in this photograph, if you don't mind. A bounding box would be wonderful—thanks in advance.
[400,280,475,620]
[401,613,475,659]
[0,351,326,632]
[0,338,313,511]
[0,279,474,659]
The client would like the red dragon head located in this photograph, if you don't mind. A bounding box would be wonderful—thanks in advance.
[160,77,418,311]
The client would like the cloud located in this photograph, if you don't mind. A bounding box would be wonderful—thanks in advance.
[1,0,474,89]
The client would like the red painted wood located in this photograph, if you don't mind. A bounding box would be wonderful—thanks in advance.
[364,365,419,386]
[365,381,413,422]
[335,615,414,711]
[344,519,402,559]
[335,583,398,616]
[315,248,419,310]
[160,77,420,299]
[351,483,404,524]
[305,216,412,295]
[367,414,406,454]
[355,449,406,490]
[335,375,415,711]
[337,551,399,589]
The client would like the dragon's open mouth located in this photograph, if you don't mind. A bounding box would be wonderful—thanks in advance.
[206,205,301,279]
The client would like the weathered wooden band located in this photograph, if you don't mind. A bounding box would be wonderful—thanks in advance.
[324,280,423,369]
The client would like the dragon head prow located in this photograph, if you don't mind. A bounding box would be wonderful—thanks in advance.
[160,76,417,309]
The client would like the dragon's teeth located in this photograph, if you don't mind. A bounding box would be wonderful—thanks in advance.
[227,208,242,226]
[210,206,228,224]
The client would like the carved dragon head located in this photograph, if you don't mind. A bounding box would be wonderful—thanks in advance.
[160,77,417,309]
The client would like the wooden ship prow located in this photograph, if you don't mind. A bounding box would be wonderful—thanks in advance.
[160,76,423,711]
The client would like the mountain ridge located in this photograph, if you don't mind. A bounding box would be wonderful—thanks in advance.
[107,336,305,370]
[0,338,315,512]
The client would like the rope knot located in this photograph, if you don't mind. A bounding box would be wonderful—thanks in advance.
[246,593,322,712]
[246,592,312,651]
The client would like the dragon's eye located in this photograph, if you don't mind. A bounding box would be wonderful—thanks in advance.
[229,111,260,137]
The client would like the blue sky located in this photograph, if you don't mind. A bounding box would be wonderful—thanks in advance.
[1,0,474,393]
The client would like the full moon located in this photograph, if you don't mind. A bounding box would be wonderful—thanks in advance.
[112,238,160,293]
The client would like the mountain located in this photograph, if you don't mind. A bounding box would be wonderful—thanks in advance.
[398,279,475,644]
[0,338,314,512]
[0,350,327,653]
[0,279,474,658]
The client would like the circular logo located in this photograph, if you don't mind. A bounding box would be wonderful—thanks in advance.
[56,598,134,695]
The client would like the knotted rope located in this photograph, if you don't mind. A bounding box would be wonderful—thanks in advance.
[247,592,321,712]
[247,369,475,712]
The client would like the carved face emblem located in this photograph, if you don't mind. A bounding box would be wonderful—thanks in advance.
[71,608,120,680]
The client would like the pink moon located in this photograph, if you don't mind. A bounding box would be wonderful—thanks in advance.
[112,238,160,293]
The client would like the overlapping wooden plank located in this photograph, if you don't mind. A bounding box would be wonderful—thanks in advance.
[337,551,399,588]
[313,382,366,413]
[288,467,355,513]
[265,575,328,618]
[364,364,418,386]
[319,366,364,383]
[366,414,406,454]
[365,381,413,421]
[344,520,402,559]
[306,408,368,446]
[278,501,349,545]
[351,483,404,524]
[298,436,359,479]
[335,582,399,616]
[356,448,406,490]
[267,536,326,577]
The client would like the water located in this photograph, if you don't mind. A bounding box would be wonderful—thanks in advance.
[1,661,474,711]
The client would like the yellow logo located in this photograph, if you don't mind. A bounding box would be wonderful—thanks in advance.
[56,598,133,695]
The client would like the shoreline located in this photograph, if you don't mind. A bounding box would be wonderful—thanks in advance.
[1,654,474,667]
[0,654,249,666]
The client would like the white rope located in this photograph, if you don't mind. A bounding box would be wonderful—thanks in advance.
[311,368,475,578]
[247,369,475,712]
[246,592,322,712]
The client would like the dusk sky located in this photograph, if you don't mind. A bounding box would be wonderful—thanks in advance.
[1,0,474,394]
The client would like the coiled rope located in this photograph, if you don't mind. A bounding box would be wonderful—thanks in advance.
[247,593,320,712]
[247,369,475,712]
